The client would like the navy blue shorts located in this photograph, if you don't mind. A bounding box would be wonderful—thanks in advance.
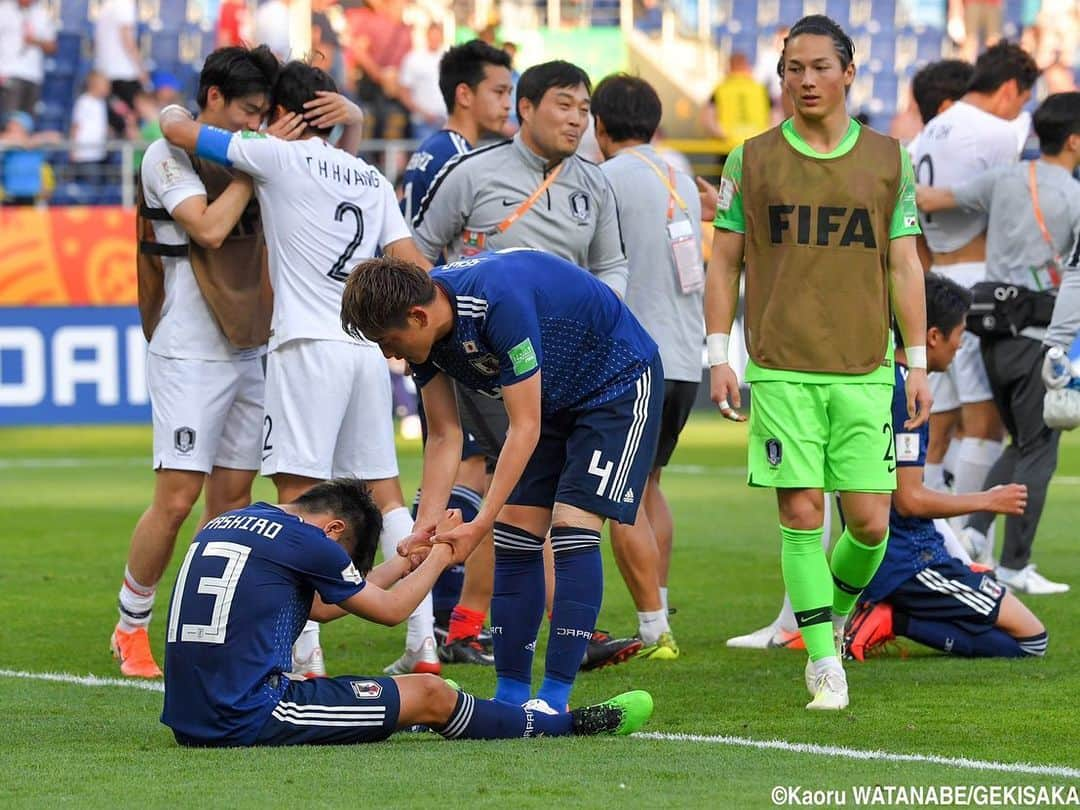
[887,558,1007,632]
[416,393,485,461]
[508,354,663,525]
[254,675,401,746]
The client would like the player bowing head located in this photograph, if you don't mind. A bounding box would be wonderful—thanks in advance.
[289,478,384,575]
[269,60,338,137]
[340,255,440,362]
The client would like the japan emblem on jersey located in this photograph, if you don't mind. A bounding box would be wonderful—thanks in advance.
[350,680,383,699]
[979,576,1004,600]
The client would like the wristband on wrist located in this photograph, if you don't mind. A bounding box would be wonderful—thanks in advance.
[706,333,730,367]
[906,345,927,370]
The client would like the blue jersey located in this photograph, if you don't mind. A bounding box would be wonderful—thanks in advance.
[864,364,952,602]
[412,249,659,416]
[160,502,365,746]
[400,129,471,224]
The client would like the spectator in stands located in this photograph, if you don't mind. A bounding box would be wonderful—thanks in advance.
[949,0,1003,62]
[701,53,770,157]
[94,0,146,109]
[0,0,21,120]
[254,0,292,61]
[1,110,54,204]
[1034,0,1078,69]
[216,0,251,49]
[397,22,447,142]
[502,40,521,133]
[69,70,110,185]
[311,1,346,90]
[1,0,56,118]
[753,25,790,124]
[346,0,413,140]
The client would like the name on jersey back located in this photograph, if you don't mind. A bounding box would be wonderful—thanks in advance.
[304,156,382,189]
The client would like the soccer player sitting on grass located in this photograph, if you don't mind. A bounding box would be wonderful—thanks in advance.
[340,249,663,715]
[845,274,1048,661]
[160,478,652,747]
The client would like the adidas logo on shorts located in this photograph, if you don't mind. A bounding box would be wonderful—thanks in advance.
[622,488,635,504]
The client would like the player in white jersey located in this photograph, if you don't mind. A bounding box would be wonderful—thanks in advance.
[911,42,1038,522]
[160,61,438,677]
[111,46,281,679]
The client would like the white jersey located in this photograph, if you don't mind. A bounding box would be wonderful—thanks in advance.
[912,101,1026,254]
[140,139,242,362]
[225,134,412,349]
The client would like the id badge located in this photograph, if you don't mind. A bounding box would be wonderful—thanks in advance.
[461,229,487,257]
[668,219,703,293]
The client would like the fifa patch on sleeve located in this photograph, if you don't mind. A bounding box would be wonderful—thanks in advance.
[240,130,268,139]
[156,157,183,187]
[341,563,363,585]
[718,178,735,211]
[904,215,918,228]
[895,432,920,462]
[508,338,538,376]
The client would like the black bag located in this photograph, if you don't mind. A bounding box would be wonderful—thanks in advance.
[966,281,1057,339]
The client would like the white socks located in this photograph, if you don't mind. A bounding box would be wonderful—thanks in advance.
[637,609,670,645]
[936,518,972,565]
[949,438,1005,535]
[117,566,156,632]
[924,462,947,492]
[659,586,669,614]
[293,620,321,661]
[380,506,434,649]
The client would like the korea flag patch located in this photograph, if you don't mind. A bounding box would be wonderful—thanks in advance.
[895,432,920,463]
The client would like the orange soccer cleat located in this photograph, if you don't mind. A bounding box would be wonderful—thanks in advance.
[110,625,163,678]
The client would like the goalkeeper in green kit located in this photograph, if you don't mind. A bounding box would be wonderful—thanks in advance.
[704,15,932,710]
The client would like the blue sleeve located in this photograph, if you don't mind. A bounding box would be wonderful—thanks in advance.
[412,362,438,389]
[483,284,543,388]
[287,529,365,605]
[891,370,927,467]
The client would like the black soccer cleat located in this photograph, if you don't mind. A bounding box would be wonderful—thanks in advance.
[437,636,495,666]
[579,630,643,671]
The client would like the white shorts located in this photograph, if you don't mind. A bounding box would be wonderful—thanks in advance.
[261,338,399,480]
[148,353,265,473]
[929,262,993,413]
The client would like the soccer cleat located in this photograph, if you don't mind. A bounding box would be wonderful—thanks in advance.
[384,636,442,675]
[477,626,493,653]
[291,645,327,679]
[438,636,495,666]
[571,690,654,736]
[995,564,1070,595]
[803,625,845,695]
[635,631,680,661]
[579,630,643,671]
[844,602,895,662]
[806,669,849,711]
[110,625,162,678]
[725,620,804,650]
[523,697,560,715]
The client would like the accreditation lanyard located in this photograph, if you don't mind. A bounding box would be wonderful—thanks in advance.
[626,148,704,294]
[1028,161,1062,290]
[461,163,564,255]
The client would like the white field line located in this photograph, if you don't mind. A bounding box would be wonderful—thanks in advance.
[633,732,1080,779]
[2,668,1077,778]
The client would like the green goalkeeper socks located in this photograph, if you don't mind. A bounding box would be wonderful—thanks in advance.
[779,524,834,662]
[829,528,888,619]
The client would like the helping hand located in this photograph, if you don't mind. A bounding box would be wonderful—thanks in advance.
[432,517,488,566]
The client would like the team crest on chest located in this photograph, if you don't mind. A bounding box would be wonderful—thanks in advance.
[569,192,590,221]
[469,354,501,376]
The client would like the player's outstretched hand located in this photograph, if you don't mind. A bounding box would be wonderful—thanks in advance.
[710,363,747,422]
[985,483,1028,516]
[303,90,364,130]
[267,111,307,141]
[397,524,436,563]
[904,367,933,429]
[433,519,488,565]
[696,176,718,222]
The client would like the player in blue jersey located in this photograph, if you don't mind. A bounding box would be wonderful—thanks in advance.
[844,275,1048,661]
[161,478,653,747]
[340,249,664,713]
[401,39,514,665]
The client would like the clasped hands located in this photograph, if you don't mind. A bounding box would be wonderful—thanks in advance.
[397,509,487,568]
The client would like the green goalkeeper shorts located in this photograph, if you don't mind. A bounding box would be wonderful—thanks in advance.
[747,380,896,493]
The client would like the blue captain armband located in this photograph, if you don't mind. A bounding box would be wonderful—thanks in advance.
[195,125,234,166]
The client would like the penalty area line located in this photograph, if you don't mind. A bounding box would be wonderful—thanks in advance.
[633,732,1080,779]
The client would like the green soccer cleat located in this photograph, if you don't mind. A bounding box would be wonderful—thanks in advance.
[635,631,680,661]
[443,678,461,691]
[570,690,654,736]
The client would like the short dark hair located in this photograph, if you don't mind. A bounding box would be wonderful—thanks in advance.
[197,45,280,110]
[291,478,382,574]
[967,41,1040,95]
[911,59,974,124]
[272,61,338,136]
[1033,92,1080,156]
[779,15,855,78]
[516,60,591,120]
[438,39,512,114]
[894,273,972,347]
[591,73,662,143]
[341,257,436,341]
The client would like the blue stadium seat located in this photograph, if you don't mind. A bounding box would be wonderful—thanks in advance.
[870,31,895,69]
[58,0,88,31]
[731,33,758,62]
[872,73,900,113]
[732,0,759,26]
[869,0,897,28]
[825,0,850,25]
[634,5,662,32]
[591,0,620,26]
[147,30,181,70]
[778,0,805,25]
[40,74,74,107]
[49,32,84,75]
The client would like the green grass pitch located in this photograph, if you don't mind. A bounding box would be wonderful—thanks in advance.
[1,416,1078,808]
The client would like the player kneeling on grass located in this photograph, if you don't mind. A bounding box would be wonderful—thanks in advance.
[160,478,652,747]
[845,274,1048,661]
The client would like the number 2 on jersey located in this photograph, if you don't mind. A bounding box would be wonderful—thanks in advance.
[328,202,365,282]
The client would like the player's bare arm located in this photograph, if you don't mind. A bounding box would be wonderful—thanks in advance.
[337,543,455,626]
[169,176,254,250]
[888,234,933,428]
[893,466,1028,519]
[408,372,464,543]
[704,227,747,421]
[383,236,434,272]
[302,90,365,154]
[915,185,959,213]
[434,372,542,564]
